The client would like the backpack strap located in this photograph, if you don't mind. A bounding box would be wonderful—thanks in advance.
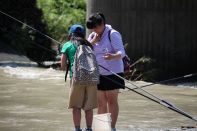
[64,61,70,82]
[108,29,116,52]
[108,29,113,42]
[64,49,71,82]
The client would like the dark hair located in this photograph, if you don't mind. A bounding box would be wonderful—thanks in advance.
[86,12,105,29]
[70,32,85,39]
[70,33,93,49]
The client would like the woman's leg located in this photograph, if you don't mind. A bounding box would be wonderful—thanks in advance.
[97,90,108,114]
[106,89,119,128]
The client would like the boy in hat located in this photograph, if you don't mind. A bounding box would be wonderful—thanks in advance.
[61,24,97,131]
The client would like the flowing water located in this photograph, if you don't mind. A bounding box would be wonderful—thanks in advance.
[0,62,196,131]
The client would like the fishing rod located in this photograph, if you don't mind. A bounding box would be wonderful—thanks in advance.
[99,65,196,104]
[131,73,197,90]
[0,10,63,57]
[102,74,197,123]
[99,64,197,122]
[1,10,196,86]
[0,10,62,45]
[2,10,197,122]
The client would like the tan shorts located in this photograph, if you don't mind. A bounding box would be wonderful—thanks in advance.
[68,81,97,110]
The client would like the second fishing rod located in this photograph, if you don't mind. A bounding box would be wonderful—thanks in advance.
[99,64,197,122]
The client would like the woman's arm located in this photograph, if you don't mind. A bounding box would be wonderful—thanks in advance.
[103,52,122,60]
[104,31,125,60]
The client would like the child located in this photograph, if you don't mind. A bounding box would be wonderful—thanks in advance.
[61,24,97,131]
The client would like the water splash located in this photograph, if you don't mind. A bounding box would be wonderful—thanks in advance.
[0,62,65,80]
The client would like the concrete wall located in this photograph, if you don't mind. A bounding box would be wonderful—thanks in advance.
[87,0,197,78]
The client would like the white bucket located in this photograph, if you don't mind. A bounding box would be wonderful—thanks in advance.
[93,113,112,131]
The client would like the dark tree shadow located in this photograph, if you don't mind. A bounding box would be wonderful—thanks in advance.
[0,0,56,65]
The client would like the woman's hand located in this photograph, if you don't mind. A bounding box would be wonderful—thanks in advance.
[90,33,101,44]
[103,53,121,60]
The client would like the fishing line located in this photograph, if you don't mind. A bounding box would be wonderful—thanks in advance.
[1,10,196,85]
[119,72,197,94]
[0,10,63,57]
[0,10,62,45]
[133,73,197,90]
[99,65,194,104]
[1,9,197,122]
[99,65,197,122]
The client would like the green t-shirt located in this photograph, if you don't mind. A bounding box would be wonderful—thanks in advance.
[61,41,77,78]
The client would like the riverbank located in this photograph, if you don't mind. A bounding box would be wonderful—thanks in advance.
[0,42,61,69]
[0,42,30,62]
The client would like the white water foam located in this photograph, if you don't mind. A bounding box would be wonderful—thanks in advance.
[120,80,197,92]
[177,82,197,89]
[0,62,65,80]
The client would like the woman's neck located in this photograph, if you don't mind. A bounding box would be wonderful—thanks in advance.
[100,25,106,36]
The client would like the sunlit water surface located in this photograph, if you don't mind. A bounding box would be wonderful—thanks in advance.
[0,63,196,131]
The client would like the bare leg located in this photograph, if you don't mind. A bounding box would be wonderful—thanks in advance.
[73,108,81,129]
[85,109,93,128]
[97,90,108,114]
[106,90,119,128]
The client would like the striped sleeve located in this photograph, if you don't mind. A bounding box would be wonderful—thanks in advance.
[110,31,126,58]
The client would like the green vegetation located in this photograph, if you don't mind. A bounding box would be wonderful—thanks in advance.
[0,0,54,64]
[0,0,86,65]
[37,0,86,41]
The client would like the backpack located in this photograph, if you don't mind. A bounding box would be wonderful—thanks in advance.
[72,40,100,85]
[108,29,132,73]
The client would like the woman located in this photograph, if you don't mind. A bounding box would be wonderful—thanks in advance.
[61,24,97,131]
[86,13,125,131]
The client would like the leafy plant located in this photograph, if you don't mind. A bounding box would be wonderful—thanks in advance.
[37,0,86,42]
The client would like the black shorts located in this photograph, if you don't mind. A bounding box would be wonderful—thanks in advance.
[97,73,125,91]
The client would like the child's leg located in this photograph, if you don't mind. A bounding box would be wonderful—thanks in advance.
[73,108,81,129]
[85,109,93,128]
